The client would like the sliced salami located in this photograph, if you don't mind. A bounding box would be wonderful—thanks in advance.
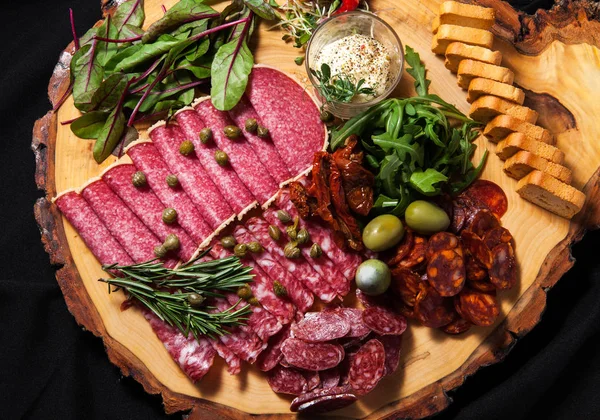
[302,370,321,391]
[465,255,488,281]
[390,267,421,307]
[362,306,407,336]
[320,367,341,390]
[126,142,212,245]
[333,308,371,338]
[440,316,472,335]
[222,292,281,343]
[256,324,291,372]
[281,338,344,371]
[267,366,308,395]
[174,109,257,215]
[386,228,414,266]
[483,226,513,250]
[398,235,427,269]
[459,288,500,327]
[414,283,455,328]
[462,179,508,218]
[102,164,197,261]
[467,209,501,238]
[149,123,234,231]
[379,334,403,376]
[489,242,518,290]
[426,249,466,297]
[348,339,386,395]
[290,385,357,413]
[426,231,459,260]
[292,312,350,342]
[208,338,241,375]
[194,99,279,205]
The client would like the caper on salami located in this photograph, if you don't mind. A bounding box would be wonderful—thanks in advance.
[268,225,281,241]
[286,225,297,240]
[248,297,260,306]
[163,234,180,251]
[220,235,236,249]
[166,174,179,187]
[187,293,205,308]
[310,243,322,258]
[162,208,177,224]
[237,284,252,300]
[199,127,212,144]
[234,243,248,258]
[284,242,301,259]
[245,118,258,133]
[273,280,288,297]
[320,110,334,123]
[179,140,195,156]
[296,228,309,245]
[247,241,263,253]
[257,125,269,138]
[215,150,229,166]
[154,245,167,258]
[131,171,147,187]
[223,125,241,139]
[276,210,292,223]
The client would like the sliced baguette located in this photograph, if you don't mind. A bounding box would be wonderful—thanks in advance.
[432,25,494,55]
[432,15,440,34]
[483,114,553,144]
[432,1,496,33]
[457,60,514,89]
[503,151,572,183]
[516,170,585,219]
[444,42,502,73]
[467,78,525,104]
[469,95,539,124]
[496,133,565,164]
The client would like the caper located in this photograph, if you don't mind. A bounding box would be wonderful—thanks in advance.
[187,292,205,308]
[237,284,253,300]
[296,228,309,245]
[405,200,450,235]
[199,127,212,144]
[154,245,167,258]
[132,171,147,188]
[234,243,248,258]
[179,140,195,156]
[320,110,334,123]
[166,174,179,187]
[268,225,281,241]
[223,125,242,139]
[215,150,229,166]
[310,243,322,258]
[257,125,269,138]
[163,233,180,251]
[362,214,405,252]
[273,280,288,297]
[245,118,258,133]
[284,242,301,259]
[162,208,177,224]
[248,297,260,306]
[276,210,292,223]
[247,241,263,253]
[286,225,297,240]
[220,235,236,249]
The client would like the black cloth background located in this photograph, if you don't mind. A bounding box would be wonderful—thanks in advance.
[1,0,599,419]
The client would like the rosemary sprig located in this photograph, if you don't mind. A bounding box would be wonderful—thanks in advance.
[99,253,254,338]
[310,63,376,104]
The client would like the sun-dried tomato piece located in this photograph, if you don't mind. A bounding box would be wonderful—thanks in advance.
[289,181,316,219]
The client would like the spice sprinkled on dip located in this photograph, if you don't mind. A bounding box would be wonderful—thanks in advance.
[314,34,392,103]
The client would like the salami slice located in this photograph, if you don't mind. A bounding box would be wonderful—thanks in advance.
[208,338,241,375]
[426,249,466,297]
[440,316,472,335]
[398,235,427,269]
[362,306,407,336]
[292,312,350,342]
[232,224,314,313]
[228,95,291,184]
[461,230,493,269]
[320,367,341,390]
[333,308,371,338]
[302,370,321,391]
[426,232,459,260]
[356,289,392,309]
[143,309,216,382]
[246,66,327,176]
[281,338,344,371]
[149,123,234,231]
[126,142,212,245]
[489,242,518,290]
[223,292,281,343]
[459,288,500,327]
[194,99,279,205]
[379,334,403,376]
[483,226,513,250]
[463,179,508,218]
[277,189,362,280]
[290,385,357,413]
[386,228,414,266]
[390,267,421,307]
[256,324,291,372]
[414,283,455,328]
[174,109,257,215]
[81,179,177,266]
[54,191,134,267]
[467,209,501,238]
[102,164,197,261]
[245,217,337,303]
[348,339,386,395]
[267,365,308,395]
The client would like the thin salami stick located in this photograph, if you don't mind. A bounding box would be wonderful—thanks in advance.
[126,142,212,247]
[210,242,295,325]
[81,179,178,267]
[149,123,235,232]
[246,66,327,176]
[174,108,257,216]
[228,95,291,185]
[233,225,314,313]
[102,163,197,261]
[263,208,350,298]
[194,99,279,206]
[245,217,337,303]
[277,189,362,280]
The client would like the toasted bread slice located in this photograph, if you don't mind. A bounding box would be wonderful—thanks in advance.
[516,170,585,219]
[457,60,514,89]
[483,114,553,144]
[496,133,565,164]
[469,96,539,124]
[444,42,502,73]
[467,78,525,104]
[503,151,572,183]
[432,15,440,34]
[432,25,494,55]
[432,1,496,33]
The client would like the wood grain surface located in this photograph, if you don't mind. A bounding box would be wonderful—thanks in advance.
[32,0,600,418]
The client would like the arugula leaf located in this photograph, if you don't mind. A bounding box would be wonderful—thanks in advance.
[409,168,448,196]
[70,111,109,139]
[405,46,430,96]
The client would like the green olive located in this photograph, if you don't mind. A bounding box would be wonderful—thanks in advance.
[199,127,212,144]
[355,259,391,296]
[215,150,229,166]
[166,174,179,188]
[247,241,263,253]
[224,125,242,139]
[268,225,281,241]
[404,200,450,235]
[220,235,236,249]
[362,214,405,252]
[132,171,147,187]
[257,126,269,138]
[179,140,195,156]
[187,292,205,308]
[162,208,177,224]
[245,118,258,133]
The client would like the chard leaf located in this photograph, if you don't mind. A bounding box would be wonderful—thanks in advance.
[409,168,448,196]
[80,73,128,112]
[405,46,430,96]
[94,106,126,163]
[114,34,182,72]
[104,44,144,72]
[112,0,145,34]
[243,0,280,20]
[142,0,217,44]
[72,40,104,108]
[70,111,109,139]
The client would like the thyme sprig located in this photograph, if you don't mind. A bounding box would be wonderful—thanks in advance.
[310,63,376,104]
[100,254,254,338]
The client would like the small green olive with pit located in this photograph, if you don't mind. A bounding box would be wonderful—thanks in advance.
[166,174,179,187]
[162,208,177,224]
[220,235,236,249]
[245,118,258,133]
[199,127,212,144]
[234,243,248,258]
[224,125,241,139]
[362,214,405,252]
[132,171,147,187]
[215,150,229,166]
[355,259,391,296]
[179,140,195,156]
[257,126,269,138]
[404,200,450,235]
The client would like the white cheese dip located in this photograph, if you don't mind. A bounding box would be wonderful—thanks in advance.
[314,34,392,103]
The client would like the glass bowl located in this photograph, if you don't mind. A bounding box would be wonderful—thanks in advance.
[305,10,404,120]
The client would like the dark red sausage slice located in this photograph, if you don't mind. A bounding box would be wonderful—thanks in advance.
[398,235,428,269]
[484,226,513,250]
[465,255,488,281]
[459,288,500,327]
[386,228,414,266]
[380,334,403,376]
[390,267,421,307]
[333,308,371,338]
[320,367,341,390]
[281,338,344,371]
[426,249,466,297]
[292,312,351,342]
[414,284,455,328]
[348,339,386,395]
[267,366,307,395]
[489,242,518,290]
[468,279,497,293]
[461,230,493,269]
[362,306,407,336]
[441,316,472,335]
[468,209,501,237]
[463,179,508,218]
[290,386,357,413]
[426,232,460,260]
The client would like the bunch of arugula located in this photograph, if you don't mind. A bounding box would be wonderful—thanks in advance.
[331,46,487,216]
[60,0,279,163]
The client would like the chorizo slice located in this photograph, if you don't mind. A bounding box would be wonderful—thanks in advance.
[458,288,500,327]
[489,242,518,290]
[414,283,455,328]
[467,279,496,293]
[461,230,493,269]
[468,209,501,238]
[386,228,414,266]
[426,231,460,260]
[450,202,467,233]
[426,249,466,297]
[398,235,428,269]
[463,179,508,218]
[393,300,419,321]
[390,267,421,307]
[465,255,488,281]
[441,316,472,335]
[484,227,513,251]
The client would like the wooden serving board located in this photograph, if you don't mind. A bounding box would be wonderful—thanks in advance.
[33,0,600,418]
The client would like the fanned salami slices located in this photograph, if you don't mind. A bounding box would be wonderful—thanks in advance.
[292,312,350,342]
[362,306,407,336]
[209,339,241,375]
[348,339,386,395]
[333,308,371,338]
[320,367,341,389]
[379,335,403,376]
[256,325,291,372]
[267,366,308,395]
[281,338,344,371]
[290,385,357,413]
[302,370,321,391]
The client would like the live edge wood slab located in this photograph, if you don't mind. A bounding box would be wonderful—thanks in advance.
[32,0,600,418]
